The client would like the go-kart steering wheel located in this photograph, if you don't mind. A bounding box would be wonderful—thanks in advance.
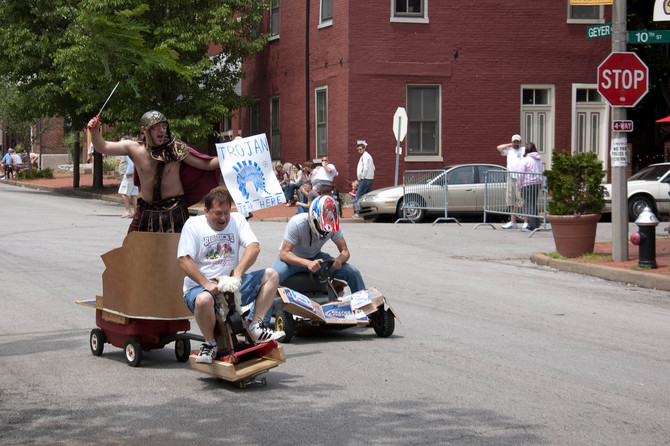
[310,259,336,285]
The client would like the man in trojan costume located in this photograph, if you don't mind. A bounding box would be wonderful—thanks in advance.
[88,110,220,233]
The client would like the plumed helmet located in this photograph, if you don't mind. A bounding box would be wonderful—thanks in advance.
[140,110,168,129]
[308,195,339,237]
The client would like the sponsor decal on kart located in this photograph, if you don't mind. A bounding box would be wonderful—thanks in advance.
[321,303,357,321]
[348,290,373,311]
[285,289,315,311]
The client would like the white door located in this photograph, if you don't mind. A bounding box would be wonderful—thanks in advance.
[572,86,609,174]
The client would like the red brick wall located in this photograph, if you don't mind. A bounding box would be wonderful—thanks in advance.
[242,1,612,189]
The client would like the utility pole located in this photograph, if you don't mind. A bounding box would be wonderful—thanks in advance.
[611,0,629,261]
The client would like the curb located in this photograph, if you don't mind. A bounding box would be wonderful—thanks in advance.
[531,252,670,291]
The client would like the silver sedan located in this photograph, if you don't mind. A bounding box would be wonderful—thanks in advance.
[604,162,670,220]
[358,164,506,223]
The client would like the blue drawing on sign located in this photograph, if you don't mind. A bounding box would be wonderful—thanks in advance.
[233,161,268,199]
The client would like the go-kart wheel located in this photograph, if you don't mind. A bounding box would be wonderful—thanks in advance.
[275,310,295,343]
[371,308,395,338]
[174,338,191,362]
[124,338,142,367]
[90,328,105,356]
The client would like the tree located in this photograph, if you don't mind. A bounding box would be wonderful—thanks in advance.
[0,0,268,145]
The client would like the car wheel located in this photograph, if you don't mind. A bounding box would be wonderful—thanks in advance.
[397,196,426,223]
[627,195,654,221]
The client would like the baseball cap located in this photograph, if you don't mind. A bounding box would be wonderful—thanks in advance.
[8,148,14,152]
[511,134,522,142]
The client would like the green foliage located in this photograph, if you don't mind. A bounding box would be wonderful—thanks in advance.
[103,156,117,174]
[17,167,54,180]
[0,0,268,144]
[545,150,606,216]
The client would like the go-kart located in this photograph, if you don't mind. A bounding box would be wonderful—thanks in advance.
[272,260,397,343]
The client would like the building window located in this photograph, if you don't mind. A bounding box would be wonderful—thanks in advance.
[270,0,280,38]
[567,2,603,24]
[271,96,280,159]
[521,86,554,155]
[391,0,428,24]
[407,85,439,156]
[250,99,261,136]
[320,0,333,27]
[315,87,328,158]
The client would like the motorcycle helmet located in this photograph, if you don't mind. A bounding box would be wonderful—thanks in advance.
[308,195,339,237]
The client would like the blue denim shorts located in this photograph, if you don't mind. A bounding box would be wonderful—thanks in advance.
[183,269,266,314]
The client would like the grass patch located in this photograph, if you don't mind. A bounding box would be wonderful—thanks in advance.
[547,252,565,259]
[579,252,610,261]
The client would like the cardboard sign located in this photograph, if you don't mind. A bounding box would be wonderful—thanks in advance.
[277,287,326,322]
[215,134,285,214]
[99,232,191,319]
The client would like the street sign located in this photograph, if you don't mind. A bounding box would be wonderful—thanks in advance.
[597,52,649,107]
[393,107,408,142]
[629,30,670,44]
[612,120,634,132]
[587,24,611,39]
[610,137,628,167]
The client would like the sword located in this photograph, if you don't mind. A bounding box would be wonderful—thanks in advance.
[93,81,120,125]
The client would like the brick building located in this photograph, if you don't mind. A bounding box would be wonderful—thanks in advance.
[240,1,613,190]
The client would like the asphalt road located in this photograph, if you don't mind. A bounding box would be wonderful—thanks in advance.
[1,183,669,445]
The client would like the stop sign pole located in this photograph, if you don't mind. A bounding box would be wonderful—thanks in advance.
[393,107,408,186]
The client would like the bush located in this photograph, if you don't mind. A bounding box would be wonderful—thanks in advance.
[545,150,606,215]
[103,156,118,175]
[17,167,54,180]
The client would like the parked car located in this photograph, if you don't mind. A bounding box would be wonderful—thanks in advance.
[357,164,506,223]
[603,162,670,221]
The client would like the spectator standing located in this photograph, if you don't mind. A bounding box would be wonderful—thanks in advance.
[1,148,13,179]
[518,143,544,231]
[496,134,525,229]
[118,155,139,218]
[355,140,375,215]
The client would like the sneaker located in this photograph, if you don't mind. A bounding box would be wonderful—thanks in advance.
[196,342,217,364]
[501,221,518,229]
[249,321,285,343]
[521,222,529,230]
[521,226,531,232]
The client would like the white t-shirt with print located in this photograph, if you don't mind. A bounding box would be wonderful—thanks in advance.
[177,213,258,294]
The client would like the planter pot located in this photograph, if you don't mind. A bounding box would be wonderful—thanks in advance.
[547,213,601,258]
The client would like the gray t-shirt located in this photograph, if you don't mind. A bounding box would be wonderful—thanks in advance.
[280,213,344,259]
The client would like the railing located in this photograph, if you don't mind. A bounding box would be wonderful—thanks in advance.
[474,170,549,237]
[395,169,460,225]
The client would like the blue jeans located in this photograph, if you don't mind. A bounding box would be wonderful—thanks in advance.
[285,183,301,202]
[354,178,373,213]
[273,252,366,293]
[183,269,266,315]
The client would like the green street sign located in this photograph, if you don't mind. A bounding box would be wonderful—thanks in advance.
[587,24,611,39]
[629,30,670,44]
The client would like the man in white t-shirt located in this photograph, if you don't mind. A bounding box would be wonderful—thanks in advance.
[496,134,526,229]
[177,187,284,363]
[311,156,338,193]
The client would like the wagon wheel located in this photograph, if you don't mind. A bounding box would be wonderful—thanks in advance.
[124,338,142,367]
[174,338,191,363]
[274,310,295,343]
[90,328,105,356]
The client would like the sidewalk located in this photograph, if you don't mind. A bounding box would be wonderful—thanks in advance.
[3,172,670,291]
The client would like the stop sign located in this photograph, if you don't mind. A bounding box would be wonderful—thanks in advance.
[598,52,648,107]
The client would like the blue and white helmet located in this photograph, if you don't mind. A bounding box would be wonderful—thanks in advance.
[308,195,339,237]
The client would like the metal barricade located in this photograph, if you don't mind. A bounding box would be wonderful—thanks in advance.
[395,169,460,225]
[474,170,549,237]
